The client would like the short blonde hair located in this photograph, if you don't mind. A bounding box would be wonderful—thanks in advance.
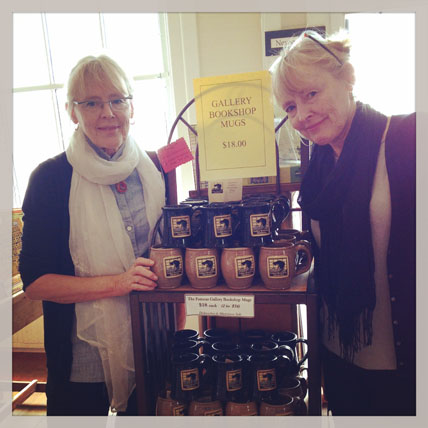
[272,29,352,106]
[66,54,133,114]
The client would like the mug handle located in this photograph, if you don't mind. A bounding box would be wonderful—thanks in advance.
[150,214,164,248]
[295,338,309,367]
[270,196,290,232]
[276,344,295,362]
[294,240,312,275]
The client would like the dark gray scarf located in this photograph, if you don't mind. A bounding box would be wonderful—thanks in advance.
[298,102,387,360]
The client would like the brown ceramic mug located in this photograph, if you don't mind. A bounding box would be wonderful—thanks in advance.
[155,391,187,416]
[259,240,312,290]
[259,394,294,416]
[278,377,307,415]
[149,245,184,289]
[220,247,255,289]
[188,396,223,416]
[225,400,258,416]
[185,247,219,289]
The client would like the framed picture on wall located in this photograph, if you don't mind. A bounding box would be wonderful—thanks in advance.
[264,26,326,57]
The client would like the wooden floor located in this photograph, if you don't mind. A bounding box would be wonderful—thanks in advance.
[12,351,47,415]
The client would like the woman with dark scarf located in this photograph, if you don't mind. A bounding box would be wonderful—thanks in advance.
[271,30,415,415]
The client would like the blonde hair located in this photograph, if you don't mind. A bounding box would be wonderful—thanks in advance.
[66,54,133,114]
[272,29,352,106]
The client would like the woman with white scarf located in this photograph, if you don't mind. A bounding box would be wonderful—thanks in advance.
[19,55,165,415]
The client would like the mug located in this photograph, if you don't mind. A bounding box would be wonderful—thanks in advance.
[185,247,219,289]
[198,203,236,248]
[203,328,232,345]
[149,245,183,289]
[249,341,293,385]
[239,329,268,353]
[174,329,200,343]
[212,353,245,402]
[188,396,223,416]
[179,199,209,248]
[221,247,255,290]
[277,228,301,238]
[247,353,280,401]
[272,233,296,245]
[161,204,194,248]
[259,394,294,416]
[238,196,290,247]
[271,331,308,376]
[278,377,307,416]
[171,339,206,357]
[156,391,187,416]
[170,352,209,401]
[225,399,258,416]
[259,240,312,290]
[211,341,241,356]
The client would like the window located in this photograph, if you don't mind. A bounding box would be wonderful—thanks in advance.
[345,13,415,115]
[13,13,173,207]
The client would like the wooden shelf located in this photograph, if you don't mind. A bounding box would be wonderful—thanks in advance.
[132,269,313,305]
[188,183,300,200]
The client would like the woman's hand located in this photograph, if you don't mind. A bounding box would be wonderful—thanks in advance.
[114,257,158,295]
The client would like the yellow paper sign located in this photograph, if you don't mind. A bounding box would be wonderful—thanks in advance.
[193,71,276,181]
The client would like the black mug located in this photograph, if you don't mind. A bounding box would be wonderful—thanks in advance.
[271,331,308,376]
[211,341,241,356]
[198,203,236,248]
[237,197,290,247]
[239,329,268,350]
[171,340,207,357]
[173,329,200,343]
[170,352,209,401]
[161,205,194,248]
[179,200,209,248]
[203,328,232,345]
[247,353,281,402]
[212,353,246,402]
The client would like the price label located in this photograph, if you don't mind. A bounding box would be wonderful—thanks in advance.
[185,294,255,318]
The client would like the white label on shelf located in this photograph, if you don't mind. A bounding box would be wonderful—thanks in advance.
[184,294,255,318]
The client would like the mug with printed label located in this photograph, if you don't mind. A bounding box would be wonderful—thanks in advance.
[185,247,219,289]
[170,352,209,402]
[149,245,184,289]
[211,353,246,402]
[198,203,236,248]
[161,204,194,248]
[259,241,312,290]
[221,247,255,289]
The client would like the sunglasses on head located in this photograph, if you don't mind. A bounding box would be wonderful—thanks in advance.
[304,32,343,66]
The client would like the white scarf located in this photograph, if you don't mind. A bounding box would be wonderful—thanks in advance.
[66,127,165,411]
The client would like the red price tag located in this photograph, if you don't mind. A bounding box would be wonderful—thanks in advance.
[157,138,194,173]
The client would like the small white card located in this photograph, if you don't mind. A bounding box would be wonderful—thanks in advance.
[208,179,243,203]
[185,294,255,318]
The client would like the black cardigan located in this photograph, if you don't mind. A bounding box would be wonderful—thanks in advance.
[19,152,75,383]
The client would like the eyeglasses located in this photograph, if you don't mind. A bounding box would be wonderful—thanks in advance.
[73,96,133,112]
[304,33,343,66]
